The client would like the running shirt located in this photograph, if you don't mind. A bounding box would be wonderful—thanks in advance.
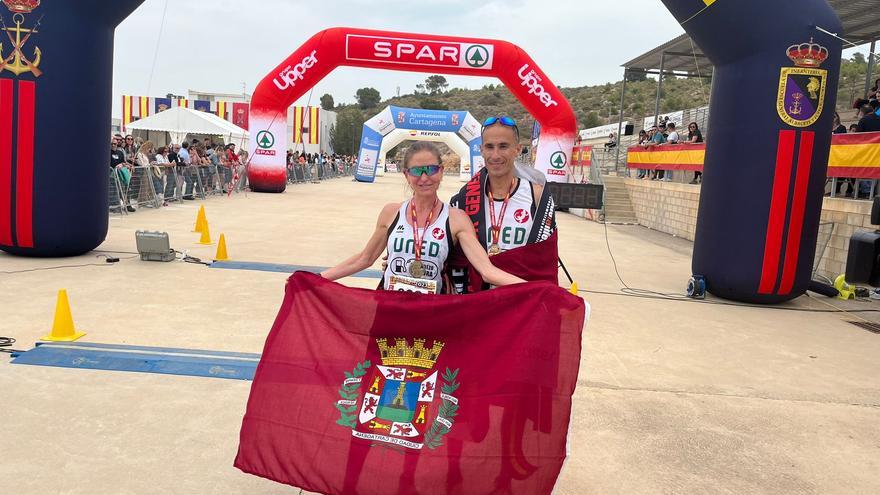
[382,200,452,294]
[483,178,535,253]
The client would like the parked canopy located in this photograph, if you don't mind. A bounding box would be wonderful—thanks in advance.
[125,106,248,147]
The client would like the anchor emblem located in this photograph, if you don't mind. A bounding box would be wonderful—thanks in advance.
[0,12,42,77]
[788,92,803,116]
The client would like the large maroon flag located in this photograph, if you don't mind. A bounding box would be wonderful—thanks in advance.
[235,272,587,494]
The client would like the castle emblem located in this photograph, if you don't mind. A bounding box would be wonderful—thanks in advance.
[335,338,461,450]
[0,0,42,77]
[777,38,828,128]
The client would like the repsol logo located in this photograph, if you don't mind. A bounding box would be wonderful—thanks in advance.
[392,239,441,257]
[517,64,558,108]
[273,50,318,91]
[419,131,442,137]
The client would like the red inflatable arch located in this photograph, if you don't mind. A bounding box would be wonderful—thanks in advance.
[247,27,577,192]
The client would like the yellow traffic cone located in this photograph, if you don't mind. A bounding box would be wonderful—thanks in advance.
[193,204,207,233]
[569,282,579,295]
[198,221,213,245]
[41,290,86,341]
[215,233,229,261]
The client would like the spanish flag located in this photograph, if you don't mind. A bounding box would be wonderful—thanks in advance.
[122,95,133,132]
[138,96,150,120]
[293,106,305,144]
[176,98,188,108]
[216,101,227,120]
[309,106,320,145]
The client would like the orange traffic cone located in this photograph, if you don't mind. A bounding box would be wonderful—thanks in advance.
[41,290,86,341]
[215,233,229,261]
[198,221,213,245]
[193,204,207,233]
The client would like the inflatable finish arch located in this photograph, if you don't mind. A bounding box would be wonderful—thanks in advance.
[661,0,842,303]
[248,27,577,192]
[0,0,145,257]
[355,105,480,183]
[373,128,475,181]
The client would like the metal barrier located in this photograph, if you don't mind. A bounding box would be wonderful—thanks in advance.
[812,221,835,283]
[108,168,128,215]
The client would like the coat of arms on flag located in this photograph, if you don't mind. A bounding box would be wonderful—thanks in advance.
[337,338,459,450]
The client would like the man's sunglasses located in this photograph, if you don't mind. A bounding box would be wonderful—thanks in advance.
[482,116,519,139]
[404,165,443,177]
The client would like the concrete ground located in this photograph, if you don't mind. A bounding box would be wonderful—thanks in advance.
[1,173,878,494]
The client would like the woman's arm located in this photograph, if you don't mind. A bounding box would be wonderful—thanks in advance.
[320,203,400,281]
[449,209,525,286]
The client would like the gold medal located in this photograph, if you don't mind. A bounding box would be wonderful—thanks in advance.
[488,244,502,256]
[409,260,426,279]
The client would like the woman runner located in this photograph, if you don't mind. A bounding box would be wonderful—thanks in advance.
[321,142,524,293]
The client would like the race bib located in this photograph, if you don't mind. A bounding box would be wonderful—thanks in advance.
[387,275,439,294]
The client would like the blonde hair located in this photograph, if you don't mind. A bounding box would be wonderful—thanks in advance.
[138,140,154,154]
[403,142,441,168]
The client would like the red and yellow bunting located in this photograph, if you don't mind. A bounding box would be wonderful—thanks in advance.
[122,95,133,132]
[293,106,305,144]
[138,96,150,119]
[309,106,320,144]
[626,144,706,171]
[216,101,227,120]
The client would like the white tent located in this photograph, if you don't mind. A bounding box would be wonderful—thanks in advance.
[126,106,248,149]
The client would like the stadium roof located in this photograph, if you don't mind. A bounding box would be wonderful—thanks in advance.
[622,1,880,75]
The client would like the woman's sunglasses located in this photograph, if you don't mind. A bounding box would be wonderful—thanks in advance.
[404,165,443,177]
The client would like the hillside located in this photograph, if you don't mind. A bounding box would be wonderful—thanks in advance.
[328,54,871,152]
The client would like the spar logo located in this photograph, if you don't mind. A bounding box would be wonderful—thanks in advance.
[272,50,318,91]
[464,45,489,68]
[514,209,530,224]
[346,35,494,70]
[518,64,559,108]
[432,228,445,241]
[255,131,276,156]
[546,151,566,176]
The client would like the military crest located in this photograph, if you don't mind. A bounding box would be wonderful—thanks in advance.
[776,38,829,128]
[335,338,461,450]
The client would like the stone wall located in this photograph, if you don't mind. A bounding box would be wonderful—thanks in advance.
[624,179,700,240]
[621,178,875,280]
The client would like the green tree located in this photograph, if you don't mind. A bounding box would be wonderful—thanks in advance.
[330,107,367,155]
[320,94,335,111]
[419,98,448,110]
[355,87,381,110]
[583,111,602,128]
[425,75,449,95]
[625,69,648,82]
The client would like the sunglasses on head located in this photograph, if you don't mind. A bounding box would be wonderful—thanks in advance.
[405,165,443,177]
[482,116,519,140]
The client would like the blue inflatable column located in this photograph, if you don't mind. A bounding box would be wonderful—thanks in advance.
[0,0,144,257]
[661,0,843,303]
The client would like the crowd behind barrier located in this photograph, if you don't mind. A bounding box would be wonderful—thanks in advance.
[109,133,359,215]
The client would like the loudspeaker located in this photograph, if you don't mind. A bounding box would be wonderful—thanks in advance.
[624,124,634,136]
[845,231,880,285]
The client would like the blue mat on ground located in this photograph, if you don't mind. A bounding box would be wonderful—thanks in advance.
[10,342,260,381]
[209,261,382,278]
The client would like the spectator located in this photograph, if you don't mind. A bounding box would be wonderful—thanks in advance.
[154,146,171,206]
[650,125,666,180]
[687,122,704,184]
[603,132,616,151]
[110,136,136,212]
[849,124,859,133]
[179,142,195,200]
[856,104,880,133]
[135,141,159,207]
[636,130,649,179]
[664,123,679,144]
[832,112,847,134]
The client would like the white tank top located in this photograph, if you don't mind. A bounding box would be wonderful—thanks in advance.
[383,200,452,294]
[483,178,535,252]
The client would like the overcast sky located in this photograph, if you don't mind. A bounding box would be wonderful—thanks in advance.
[112,0,870,118]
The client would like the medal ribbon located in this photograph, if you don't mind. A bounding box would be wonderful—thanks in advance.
[410,197,439,263]
[487,179,517,248]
